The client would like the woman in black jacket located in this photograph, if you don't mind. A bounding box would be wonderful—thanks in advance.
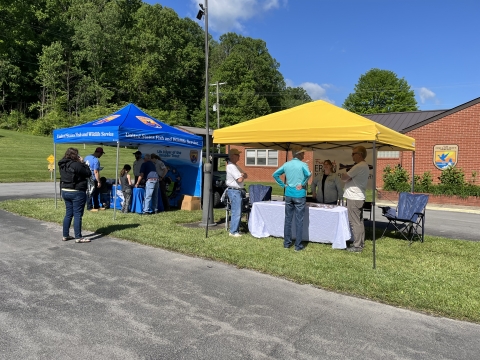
[58,147,92,243]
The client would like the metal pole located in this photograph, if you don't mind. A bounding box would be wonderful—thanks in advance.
[372,141,377,269]
[200,0,216,230]
[54,142,57,209]
[113,141,120,220]
[411,151,415,193]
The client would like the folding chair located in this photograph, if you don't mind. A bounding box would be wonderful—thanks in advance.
[362,201,372,221]
[379,192,429,244]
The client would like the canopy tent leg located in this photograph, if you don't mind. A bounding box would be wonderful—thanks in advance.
[372,141,377,269]
[411,151,415,193]
[54,143,57,209]
[113,141,120,220]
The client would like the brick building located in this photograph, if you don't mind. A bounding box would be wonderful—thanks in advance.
[228,96,480,188]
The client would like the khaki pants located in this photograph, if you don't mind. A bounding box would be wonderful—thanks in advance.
[347,199,365,249]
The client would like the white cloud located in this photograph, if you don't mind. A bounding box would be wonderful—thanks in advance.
[418,87,436,103]
[299,82,335,104]
[192,0,286,34]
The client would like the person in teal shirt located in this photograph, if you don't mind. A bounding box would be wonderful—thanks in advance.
[272,148,311,251]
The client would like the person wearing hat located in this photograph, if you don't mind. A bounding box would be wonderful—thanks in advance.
[132,151,143,184]
[272,147,311,251]
[226,148,248,237]
[84,147,105,211]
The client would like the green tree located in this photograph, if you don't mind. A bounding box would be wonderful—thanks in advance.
[343,68,418,114]
[281,86,312,109]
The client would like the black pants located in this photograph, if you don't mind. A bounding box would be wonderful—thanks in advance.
[87,180,100,209]
[160,179,170,211]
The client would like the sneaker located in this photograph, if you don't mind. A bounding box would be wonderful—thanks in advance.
[294,245,305,252]
[347,247,362,253]
[284,243,292,249]
[229,232,242,237]
[62,236,74,241]
[75,238,91,243]
[99,207,106,211]
[89,209,99,212]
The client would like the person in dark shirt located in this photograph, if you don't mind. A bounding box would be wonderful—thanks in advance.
[99,176,112,209]
[58,147,92,243]
[135,154,159,214]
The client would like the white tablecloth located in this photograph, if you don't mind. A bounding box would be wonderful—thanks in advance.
[248,201,351,249]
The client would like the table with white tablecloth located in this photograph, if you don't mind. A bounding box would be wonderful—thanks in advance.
[248,201,351,249]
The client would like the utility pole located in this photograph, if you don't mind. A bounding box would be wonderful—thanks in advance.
[210,81,226,153]
[197,0,216,229]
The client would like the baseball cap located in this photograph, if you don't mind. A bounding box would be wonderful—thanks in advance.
[95,147,105,154]
[291,147,306,156]
[133,150,142,155]
[229,148,241,156]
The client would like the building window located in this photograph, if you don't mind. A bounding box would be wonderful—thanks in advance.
[246,149,278,166]
[377,151,399,159]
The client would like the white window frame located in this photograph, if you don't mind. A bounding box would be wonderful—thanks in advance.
[377,151,400,159]
[245,149,278,167]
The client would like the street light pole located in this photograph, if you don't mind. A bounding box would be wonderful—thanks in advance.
[198,0,216,229]
[210,81,226,153]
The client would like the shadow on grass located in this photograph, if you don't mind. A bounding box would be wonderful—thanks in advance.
[86,223,141,240]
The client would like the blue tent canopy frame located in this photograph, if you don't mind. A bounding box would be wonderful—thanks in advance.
[53,103,203,217]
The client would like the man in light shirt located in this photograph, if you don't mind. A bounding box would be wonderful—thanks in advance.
[272,148,311,252]
[226,148,248,237]
[341,146,369,253]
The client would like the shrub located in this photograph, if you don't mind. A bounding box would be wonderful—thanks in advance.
[383,164,410,192]
[438,166,466,187]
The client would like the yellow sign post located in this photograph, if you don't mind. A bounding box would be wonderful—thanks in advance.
[47,154,55,180]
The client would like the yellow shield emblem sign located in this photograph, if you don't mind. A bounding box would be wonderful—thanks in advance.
[434,145,458,170]
[190,150,198,164]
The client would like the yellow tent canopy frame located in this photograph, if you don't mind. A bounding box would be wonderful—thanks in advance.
[213,100,417,270]
[213,100,415,152]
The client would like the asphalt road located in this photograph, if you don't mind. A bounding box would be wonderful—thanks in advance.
[1,182,480,359]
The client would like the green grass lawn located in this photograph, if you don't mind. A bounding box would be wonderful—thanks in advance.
[1,128,479,323]
[0,129,141,182]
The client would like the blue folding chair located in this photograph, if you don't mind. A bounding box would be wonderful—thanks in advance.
[379,192,429,244]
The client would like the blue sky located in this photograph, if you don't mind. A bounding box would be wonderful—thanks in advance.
[145,0,480,111]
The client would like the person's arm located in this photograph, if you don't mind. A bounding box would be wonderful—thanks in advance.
[94,169,101,187]
[127,173,133,186]
[135,173,143,187]
[297,163,311,190]
[272,166,285,187]
[335,175,344,200]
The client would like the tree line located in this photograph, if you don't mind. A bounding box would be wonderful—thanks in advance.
[0,0,312,135]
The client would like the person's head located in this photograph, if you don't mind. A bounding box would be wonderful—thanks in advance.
[151,153,159,161]
[94,147,105,158]
[63,147,80,161]
[144,154,151,162]
[291,147,306,160]
[133,150,142,159]
[100,176,107,183]
[120,164,131,176]
[228,148,241,163]
[323,159,335,174]
[351,146,367,163]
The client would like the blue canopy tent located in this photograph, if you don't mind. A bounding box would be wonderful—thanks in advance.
[53,103,203,217]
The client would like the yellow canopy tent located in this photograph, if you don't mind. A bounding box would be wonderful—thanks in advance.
[213,100,417,269]
[213,100,415,151]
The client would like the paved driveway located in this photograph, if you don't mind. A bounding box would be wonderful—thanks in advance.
[1,182,480,359]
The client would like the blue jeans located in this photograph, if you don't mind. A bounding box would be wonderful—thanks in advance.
[62,190,87,239]
[227,188,242,234]
[143,179,159,213]
[284,196,306,249]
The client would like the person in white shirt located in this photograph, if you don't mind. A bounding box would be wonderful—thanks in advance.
[341,146,369,252]
[226,148,248,237]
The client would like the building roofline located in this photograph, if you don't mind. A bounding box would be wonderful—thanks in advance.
[402,96,480,133]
